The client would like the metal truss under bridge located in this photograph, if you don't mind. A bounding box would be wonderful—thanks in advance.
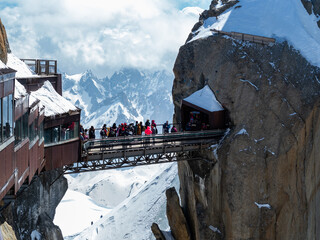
[63,129,226,174]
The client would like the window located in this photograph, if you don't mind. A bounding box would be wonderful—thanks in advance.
[44,121,79,145]
[29,117,38,143]
[1,94,13,142]
[39,121,44,141]
[14,111,29,146]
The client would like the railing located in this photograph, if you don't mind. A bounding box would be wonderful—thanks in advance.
[65,129,226,173]
[84,129,225,151]
[21,59,57,75]
[211,29,276,45]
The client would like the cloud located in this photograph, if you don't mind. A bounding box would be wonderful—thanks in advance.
[0,0,207,77]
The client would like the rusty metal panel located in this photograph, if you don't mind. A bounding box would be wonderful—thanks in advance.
[0,141,15,200]
[14,140,29,192]
[45,139,80,170]
[38,141,45,173]
[0,82,3,98]
[38,114,45,125]
[15,140,29,180]
[28,141,39,182]
[28,107,39,125]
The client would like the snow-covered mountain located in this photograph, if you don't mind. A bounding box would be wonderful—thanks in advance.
[62,68,174,129]
[54,163,179,239]
[55,68,177,239]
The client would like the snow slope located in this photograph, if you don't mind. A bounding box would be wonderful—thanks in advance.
[190,0,320,67]
[54,163,178,239]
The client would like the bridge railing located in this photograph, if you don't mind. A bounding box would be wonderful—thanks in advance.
[83,129,226,152]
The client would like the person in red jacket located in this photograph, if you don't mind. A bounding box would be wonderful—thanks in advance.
[145,126,152,135]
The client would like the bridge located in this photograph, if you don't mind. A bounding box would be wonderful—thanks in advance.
[63,130,226,174]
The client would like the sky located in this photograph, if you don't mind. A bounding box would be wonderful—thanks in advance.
[0,0,210,77]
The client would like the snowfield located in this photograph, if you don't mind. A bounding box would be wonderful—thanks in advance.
[190,0,320,68]
[54,163,178,240]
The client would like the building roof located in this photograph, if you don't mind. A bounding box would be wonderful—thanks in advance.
[14,80,28,100]
[6,53,36,78]
[183,85,223,112]
[30,80,78,117]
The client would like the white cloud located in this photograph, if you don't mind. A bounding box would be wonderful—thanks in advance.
[1,0,208,77]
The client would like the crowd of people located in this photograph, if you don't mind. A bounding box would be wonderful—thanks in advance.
[80,120,178,140]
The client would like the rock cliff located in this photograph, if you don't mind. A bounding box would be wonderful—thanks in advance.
[0,18,10,64]
[1,170,67,240]
[170,2,320,239]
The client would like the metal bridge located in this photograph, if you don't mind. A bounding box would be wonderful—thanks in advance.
[63,130,226,173]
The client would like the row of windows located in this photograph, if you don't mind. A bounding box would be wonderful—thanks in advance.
[14,112,45,147]
[0,94,14,144]
[14,112,29,145]
[1,94,79,147]
[44,122,79,145]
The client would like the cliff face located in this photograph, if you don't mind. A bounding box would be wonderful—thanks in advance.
[172,23,320,240]
[2,170,67,240]
[0,18,10,64]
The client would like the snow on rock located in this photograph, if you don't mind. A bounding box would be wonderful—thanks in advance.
[254,202,271,209]
[14,80,27,100]
[209,225,221,234]
[189,0,320,68]
[30,81,77,116]
[183,85,223,112]
[240,79,259,91]
[30,230,41,240]
[236,128,249,136]
[6,53,36,78]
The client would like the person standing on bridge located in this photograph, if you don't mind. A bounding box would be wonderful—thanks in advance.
[145,126,152,135]
[163,121,170,134]
[137,122,142,135]
[89,126,95,139]
[171,125,178,133]
[151,120,158,134]
[134,121,139,135]
[145,119,150,128]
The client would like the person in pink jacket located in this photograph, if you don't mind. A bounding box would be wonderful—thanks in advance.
[145,126,152,135]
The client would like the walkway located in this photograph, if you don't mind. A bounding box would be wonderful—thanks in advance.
[64,130,225,173]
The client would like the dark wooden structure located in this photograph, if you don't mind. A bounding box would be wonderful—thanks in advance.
[1,59,80,204]
[181,100,225,130]
[180,86,226,131]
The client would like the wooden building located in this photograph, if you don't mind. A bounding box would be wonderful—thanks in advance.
[0,58,81,203]
[181,85,225,131]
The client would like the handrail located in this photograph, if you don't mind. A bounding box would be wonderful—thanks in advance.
[83,129,225,151]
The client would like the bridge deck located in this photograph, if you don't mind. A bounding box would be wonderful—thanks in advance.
[64,130,225,173]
